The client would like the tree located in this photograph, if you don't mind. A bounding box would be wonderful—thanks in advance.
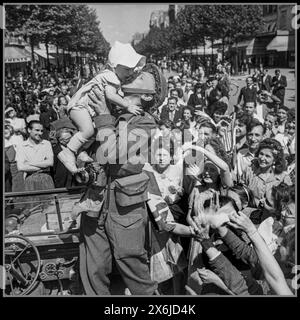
[5,5,41,65]
[5,4,110,72]
[168,5,263,72]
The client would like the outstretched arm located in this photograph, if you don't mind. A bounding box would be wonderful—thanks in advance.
[228,211,293,295]
[218,226,259,267]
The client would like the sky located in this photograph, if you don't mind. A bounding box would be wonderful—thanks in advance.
[89,3,169,45]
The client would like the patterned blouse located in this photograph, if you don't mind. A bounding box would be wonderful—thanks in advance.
[241,162,292,207]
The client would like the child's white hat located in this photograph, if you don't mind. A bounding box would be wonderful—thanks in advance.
[108,41,146,69]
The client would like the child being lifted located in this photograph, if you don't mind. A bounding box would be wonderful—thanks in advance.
[58,41,146,173]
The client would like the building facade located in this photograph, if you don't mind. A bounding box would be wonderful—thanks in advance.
[238,4,296,69]
[149,10,169,29]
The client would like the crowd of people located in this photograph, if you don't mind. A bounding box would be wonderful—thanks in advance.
[4,42,295,296]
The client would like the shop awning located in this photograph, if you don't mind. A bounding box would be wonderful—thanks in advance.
[236,39,254,48]
[266,34,295,52]
[246,36,273,56]
[181,46,218,55]
[5,46,31,63]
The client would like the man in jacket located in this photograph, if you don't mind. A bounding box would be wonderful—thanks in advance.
[260,69,272,92]
[272,69,287,105]
[160,96,183,125]
[237,77,258,107]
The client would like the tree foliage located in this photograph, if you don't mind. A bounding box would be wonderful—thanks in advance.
[134,5,263,57]
[135,26,172,57]
[5,4,110,59]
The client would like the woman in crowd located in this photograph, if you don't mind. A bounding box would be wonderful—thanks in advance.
[5,106,27,137]
[4,124,24,149]
[187,83,206,110]
[56,95,69,118]
[240,138,292,209]
[274,115,295,162]
[180,106,197,139]
[183,137,233,289]
[276,105,289,134]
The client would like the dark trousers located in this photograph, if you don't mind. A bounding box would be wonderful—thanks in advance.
[273,90,285,105]
[79,187,157,295]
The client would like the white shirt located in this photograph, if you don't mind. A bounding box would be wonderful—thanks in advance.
[234,148,255,182]
[153,160,183,204]
[15,139,54,173]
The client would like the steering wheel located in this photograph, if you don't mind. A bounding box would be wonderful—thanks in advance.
[4,234,41,296]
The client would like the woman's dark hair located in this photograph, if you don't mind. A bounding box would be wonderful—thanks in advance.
[255,138,287,174]
[205,137,232,169]
[271,182,294,213]
[265,111,277,119]
[236,112,252,126]
[218,195,240,213]
[198,120,217,134]
[182,106,195,121]
[286,110,295,124]
[287,108,295,121]
[227,184,256,208]
[57,95,67,106]
[193,82,203,94]
[40,102,50,113]
[203,195,239,213]
[213,101,228,115]
[176,87,184,99]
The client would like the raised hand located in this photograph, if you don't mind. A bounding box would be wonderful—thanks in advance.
[192,216,210,239]
[88,85,105,115]
[127,104,143,115]
[228,210,256,235]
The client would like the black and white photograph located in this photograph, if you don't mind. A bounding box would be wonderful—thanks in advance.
[2,3,297,299]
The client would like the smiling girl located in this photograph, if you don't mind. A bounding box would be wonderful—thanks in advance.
[240,138,292,209]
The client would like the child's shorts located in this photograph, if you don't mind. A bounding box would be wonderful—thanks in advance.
[67,91,111,119]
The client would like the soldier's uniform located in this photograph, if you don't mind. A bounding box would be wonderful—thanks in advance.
[79,64,167,295]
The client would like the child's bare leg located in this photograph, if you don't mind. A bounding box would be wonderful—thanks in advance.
[58,108,94,173]
[68,108,95,152]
